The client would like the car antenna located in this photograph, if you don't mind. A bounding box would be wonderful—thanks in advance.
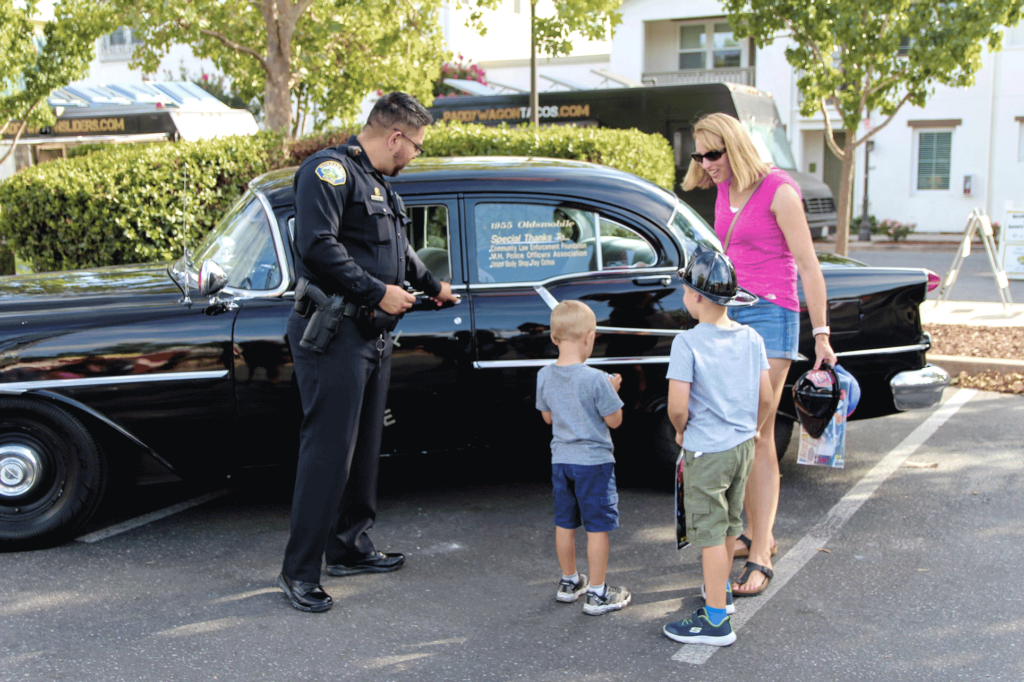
[179,161,192,306]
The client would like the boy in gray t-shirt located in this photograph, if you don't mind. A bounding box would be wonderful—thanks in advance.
[662,249,773,647]
[536,300,629,616]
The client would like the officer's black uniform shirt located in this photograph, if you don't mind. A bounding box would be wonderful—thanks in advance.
[292,135,442,307]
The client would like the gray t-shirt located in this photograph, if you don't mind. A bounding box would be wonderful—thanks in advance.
[536,363,624,465]
[666,322,769,453]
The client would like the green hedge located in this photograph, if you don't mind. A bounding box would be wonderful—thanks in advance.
[0,133,281,272]
[424,122,675,191]
[0,124,674,272]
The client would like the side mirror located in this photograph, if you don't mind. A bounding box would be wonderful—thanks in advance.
[198,259,228,297]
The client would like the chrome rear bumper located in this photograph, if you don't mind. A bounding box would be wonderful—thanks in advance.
[890,364,951,411]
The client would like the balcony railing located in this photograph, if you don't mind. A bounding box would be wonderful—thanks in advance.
[98,41,140,62]
[641,67,756,87]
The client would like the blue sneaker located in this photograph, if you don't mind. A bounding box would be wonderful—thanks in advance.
[701,581,735,614]
[663,607,737,646]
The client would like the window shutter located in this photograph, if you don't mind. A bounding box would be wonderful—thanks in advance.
[917,131,951,190]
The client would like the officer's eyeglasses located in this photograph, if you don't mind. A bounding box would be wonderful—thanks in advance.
[393,129,425,157]
[690,148,726,163]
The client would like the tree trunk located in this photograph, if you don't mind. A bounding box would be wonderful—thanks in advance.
[529,0,538,127]
[833,131,858,257]
[259,0,304,136]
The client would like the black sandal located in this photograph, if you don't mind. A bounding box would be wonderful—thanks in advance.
[733,534,778,559]
[734,561,774,597]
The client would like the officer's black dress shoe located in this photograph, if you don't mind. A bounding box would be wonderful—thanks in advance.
[326,550,405,577]
[277,573,332,612]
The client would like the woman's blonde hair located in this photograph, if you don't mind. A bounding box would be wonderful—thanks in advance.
[550,300,595,342]
[681,113,771,192]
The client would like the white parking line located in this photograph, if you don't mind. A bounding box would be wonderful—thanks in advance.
[75,489,232,543]
[672,388,976,664]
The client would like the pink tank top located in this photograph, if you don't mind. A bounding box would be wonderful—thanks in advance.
[714,168,801,312]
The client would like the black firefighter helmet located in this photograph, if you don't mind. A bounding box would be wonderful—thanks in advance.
[793,363,841,438]
[677,247,758,307]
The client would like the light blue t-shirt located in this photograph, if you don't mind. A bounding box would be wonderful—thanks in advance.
[536,363,624,465]
[666,322,769,453]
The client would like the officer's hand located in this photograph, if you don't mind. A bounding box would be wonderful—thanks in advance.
[379,284,416,315]
[429,281,460,306]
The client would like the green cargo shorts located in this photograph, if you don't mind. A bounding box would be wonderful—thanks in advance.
[682,437,755,548]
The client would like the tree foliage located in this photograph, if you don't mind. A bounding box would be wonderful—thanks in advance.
[0,0,113,166]
[459,0,622,125]
[115,0,453,136]
[721,0,1023,255]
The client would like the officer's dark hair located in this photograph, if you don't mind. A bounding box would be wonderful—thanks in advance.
[366,92,432,131]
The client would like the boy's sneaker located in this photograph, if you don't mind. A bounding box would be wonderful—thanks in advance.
[582,585,631,615]
[663,607,737,646]
[701,581,735,614]
[556,574,590,603]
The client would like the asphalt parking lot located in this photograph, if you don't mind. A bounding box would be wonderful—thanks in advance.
[2,387,1022,681]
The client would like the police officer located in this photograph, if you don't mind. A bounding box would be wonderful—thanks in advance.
[278,92,457,612]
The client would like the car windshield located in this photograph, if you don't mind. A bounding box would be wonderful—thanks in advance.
[745,122,797,170]
[667,201,722,263]
[191,192,282,291]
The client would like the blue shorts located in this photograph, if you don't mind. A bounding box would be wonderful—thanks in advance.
[552,463,619,533]
[728,299,800,361]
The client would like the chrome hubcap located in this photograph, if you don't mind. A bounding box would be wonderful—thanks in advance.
[0,445,42,498]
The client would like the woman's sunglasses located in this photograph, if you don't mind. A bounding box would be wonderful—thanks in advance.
[690,148,726,163]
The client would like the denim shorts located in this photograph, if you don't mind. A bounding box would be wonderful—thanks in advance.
[552,462,619,533]
[728,299,800,360]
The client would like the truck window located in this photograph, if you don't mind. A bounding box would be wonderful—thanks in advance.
[745,123,797,171]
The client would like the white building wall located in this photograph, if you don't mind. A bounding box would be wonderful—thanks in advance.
[443,0,613,92]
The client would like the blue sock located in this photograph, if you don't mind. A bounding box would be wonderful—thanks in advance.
[562,572,579,585]
[704,605,728,626]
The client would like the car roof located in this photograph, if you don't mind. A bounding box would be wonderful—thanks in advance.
[250,156,680,225]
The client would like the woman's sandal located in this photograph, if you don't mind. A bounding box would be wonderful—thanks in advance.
[733,561,774,597]
[733,534,779,559]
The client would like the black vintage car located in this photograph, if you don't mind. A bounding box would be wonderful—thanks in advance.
[0,157,949,546]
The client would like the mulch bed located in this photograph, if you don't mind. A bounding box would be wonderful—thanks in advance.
[924,324,1024,395]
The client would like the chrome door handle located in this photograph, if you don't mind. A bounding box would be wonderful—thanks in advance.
[632,276,671,287]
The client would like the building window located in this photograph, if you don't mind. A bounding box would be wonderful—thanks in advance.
[678,21,743,71]
[916,130,952,190]
[99,27,144,62]
[1018,119,1024,161]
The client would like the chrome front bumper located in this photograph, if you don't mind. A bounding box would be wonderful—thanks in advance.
[890,364,951,411]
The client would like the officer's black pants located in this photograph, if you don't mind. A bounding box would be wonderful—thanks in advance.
[282,311,393,583]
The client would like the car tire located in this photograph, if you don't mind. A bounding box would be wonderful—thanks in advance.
[0,398,107,547]
[774,416,794,462]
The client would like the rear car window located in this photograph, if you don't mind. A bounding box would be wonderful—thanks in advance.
[471,202,657,284]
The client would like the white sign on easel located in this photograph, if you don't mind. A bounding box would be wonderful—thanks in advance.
[999,207,1024,280]
[937,208,1013,310]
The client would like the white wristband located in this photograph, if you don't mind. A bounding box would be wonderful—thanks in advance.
[812,326,831,337]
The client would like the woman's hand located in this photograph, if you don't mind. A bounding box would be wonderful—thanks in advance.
[814,334,838,369]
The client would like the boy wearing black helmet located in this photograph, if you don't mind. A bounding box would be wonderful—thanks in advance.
[662,249,774,647]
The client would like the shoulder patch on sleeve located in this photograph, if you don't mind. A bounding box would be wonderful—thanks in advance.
[315,160,347,186]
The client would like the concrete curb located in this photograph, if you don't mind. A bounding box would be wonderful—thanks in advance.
[929,354,1024,377]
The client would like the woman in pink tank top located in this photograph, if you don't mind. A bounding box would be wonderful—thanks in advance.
[681,113,837,597]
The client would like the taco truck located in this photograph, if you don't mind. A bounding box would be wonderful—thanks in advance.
[428,82,837,238]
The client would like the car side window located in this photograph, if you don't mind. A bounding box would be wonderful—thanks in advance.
[193,193,281,291]
[405,204,451,282]
[598,218,657,269]
[472,202,595,284]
